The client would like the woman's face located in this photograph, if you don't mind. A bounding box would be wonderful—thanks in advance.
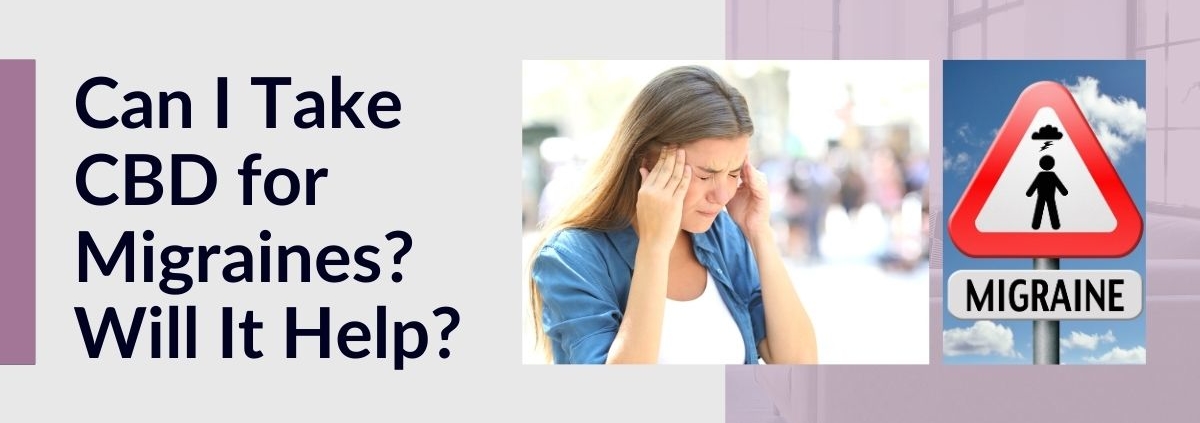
[678,135,750,233]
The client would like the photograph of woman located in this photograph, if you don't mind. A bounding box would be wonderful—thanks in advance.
[524,65,819,364]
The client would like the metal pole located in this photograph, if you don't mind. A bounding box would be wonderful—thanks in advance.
[1033,258,1059,364]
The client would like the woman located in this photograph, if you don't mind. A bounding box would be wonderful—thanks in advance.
[527,65,817,364]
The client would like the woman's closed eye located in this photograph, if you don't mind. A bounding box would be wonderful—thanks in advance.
[697,172,741,181]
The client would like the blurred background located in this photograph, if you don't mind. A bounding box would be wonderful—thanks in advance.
[521,60,931,364]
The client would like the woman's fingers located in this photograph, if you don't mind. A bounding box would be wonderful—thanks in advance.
[647,145,668,186]
[674,164,692,197]
[651,145,680,187]
[743,161,761,190]
[666,148,685,188]
[660,147,681,188]
[738,162,770,201]
[751,164,768,192]
[644,145,692,196]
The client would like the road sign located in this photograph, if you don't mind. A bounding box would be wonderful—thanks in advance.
[947,269,1143,320]
[948,81,1143,258]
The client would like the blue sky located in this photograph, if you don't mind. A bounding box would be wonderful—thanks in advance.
[942,60,1147,365]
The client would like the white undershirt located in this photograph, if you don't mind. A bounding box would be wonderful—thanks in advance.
[657,272,745,364]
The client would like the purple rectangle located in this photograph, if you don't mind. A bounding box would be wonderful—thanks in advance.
[727,0,1200,421]
[0,59,35,365]
[730,295,1196,422]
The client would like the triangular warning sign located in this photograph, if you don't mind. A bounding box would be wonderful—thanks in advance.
[948,81,1142,258]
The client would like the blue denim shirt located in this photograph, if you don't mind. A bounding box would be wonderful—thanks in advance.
[532,211,766,364]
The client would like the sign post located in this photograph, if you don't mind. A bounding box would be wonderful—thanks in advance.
[1032,258,1059,365]
[947,81,1144,364]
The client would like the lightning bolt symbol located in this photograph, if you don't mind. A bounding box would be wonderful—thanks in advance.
[1039,141,1054,151]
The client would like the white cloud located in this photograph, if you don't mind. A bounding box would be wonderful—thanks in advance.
[1060,330,1116,350]
[1082,345,1146,364]
[943,321,1019,357]
[954,123,991,147]
[944,123,993,176]
[957,123,971,140]
[944,151,972,175]
[1066,76,1146,163]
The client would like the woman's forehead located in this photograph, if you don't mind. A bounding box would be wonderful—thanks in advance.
[683,137,749,169]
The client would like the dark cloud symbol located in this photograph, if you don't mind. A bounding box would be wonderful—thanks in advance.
[1032,125,1063,140]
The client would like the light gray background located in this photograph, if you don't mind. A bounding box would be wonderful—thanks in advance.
[0,1,727,420]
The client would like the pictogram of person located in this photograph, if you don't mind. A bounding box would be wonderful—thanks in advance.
[1026,155,1068,230]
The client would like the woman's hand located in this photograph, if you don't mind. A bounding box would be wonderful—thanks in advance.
[635,146,691,251]
[609,146,691,364]
[730,160,818,364]
[726,161,772,241]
